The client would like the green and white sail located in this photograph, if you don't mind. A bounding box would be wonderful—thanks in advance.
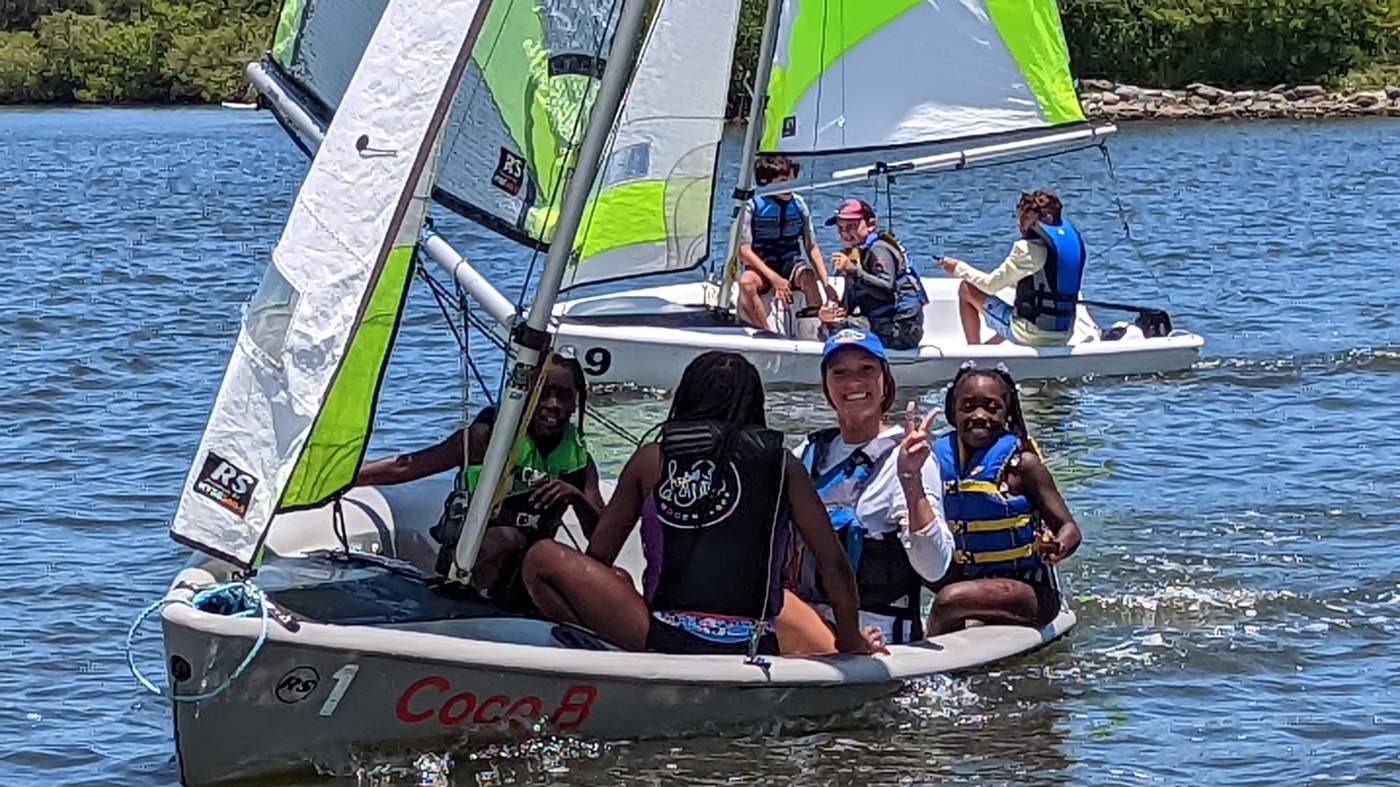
[563,0,743,288]
[172,0,492,568]
[266,0,621,250]
[761,0,1085,155]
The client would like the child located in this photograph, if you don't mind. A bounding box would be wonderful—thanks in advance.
[927,363,1082,635]
[736,155,838,331]
[356,354,603,606]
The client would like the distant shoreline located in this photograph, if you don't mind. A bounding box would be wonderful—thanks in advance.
[1079,81,1400,121]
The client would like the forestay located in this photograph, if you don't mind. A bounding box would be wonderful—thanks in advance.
[760,0,1085,155]
[564,0,743,288]
[172,0,492,568]
[268,0,620,250]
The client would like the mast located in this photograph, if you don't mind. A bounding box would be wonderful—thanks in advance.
[449,0,650,581]
[716,0,784,314]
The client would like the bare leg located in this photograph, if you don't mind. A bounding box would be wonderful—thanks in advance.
[522,541,651,650]
[926,578,1041,636]
[470,526,528,595]
[957,280,989,345]
[773,590,838,655]
[738,270,769,329]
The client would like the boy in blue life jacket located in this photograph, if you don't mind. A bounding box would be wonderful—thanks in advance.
[736,155,839,330]
[927,363,1082,635]
[940,190,1086,346]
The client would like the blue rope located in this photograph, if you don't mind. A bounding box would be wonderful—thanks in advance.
[126,581,271,703]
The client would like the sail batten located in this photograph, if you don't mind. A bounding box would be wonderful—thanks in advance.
[761,0,1086,157]
[172,0,493,567]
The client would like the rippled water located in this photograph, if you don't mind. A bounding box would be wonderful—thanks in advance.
[3,107,1399,785]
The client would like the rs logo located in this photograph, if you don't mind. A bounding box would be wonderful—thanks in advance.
[210,461,254,495]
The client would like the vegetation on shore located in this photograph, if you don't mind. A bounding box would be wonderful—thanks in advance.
[1,0,1395,108]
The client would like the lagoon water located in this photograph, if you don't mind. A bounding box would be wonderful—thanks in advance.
[3,107,1399,785]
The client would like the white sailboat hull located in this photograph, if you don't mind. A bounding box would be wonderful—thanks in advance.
[160,481,1075,785]
[553,278,1203,388]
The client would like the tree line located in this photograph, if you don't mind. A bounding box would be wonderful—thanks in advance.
[2,0,1396,107]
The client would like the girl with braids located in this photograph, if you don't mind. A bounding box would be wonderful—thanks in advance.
[522,351,884,657]
[355,354,603,606]
[927,363,1082,635]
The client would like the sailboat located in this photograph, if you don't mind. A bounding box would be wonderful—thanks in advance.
[250,0,1203,390]
[138,1,1075,784]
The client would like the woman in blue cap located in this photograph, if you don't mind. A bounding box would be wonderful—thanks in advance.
[777,327,955,653]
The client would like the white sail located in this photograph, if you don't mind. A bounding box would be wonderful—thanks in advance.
[562,0,743,288]
[761,0,1086,155]
[171,0,493,568]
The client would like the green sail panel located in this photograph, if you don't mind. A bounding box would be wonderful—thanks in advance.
[762,0,1086,155]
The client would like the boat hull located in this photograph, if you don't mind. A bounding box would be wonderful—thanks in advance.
[553,279,1203,388]
[156,483,1076,785]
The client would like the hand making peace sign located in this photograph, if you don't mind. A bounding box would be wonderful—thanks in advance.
[896,400,940,479]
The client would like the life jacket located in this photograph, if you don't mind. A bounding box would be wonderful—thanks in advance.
[748,194,807,269]
[793,427,900,602]
[848,231,928,320]
[1014,219,1086,334]
[645,421,788,619]
[461,423,591,535]
[933,431,1043,579]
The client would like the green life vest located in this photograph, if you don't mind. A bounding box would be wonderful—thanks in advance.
[461,424,592,533]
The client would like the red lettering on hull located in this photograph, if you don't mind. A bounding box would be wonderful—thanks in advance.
[394,678,597,732]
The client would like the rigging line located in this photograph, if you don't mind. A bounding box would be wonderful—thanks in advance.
[414,257,499,406]
[415,259,468,352]
[1096,143,1174,305]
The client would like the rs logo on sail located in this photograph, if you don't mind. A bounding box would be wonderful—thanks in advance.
[192,452,258,518]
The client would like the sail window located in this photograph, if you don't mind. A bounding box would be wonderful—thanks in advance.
[244,263,300,364]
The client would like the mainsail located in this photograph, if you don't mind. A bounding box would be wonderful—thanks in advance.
[265,0,740,291]
[760,0,1085,155]
[564,0,742,288]
[172,0,493,568]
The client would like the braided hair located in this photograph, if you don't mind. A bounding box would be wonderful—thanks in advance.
[668,351,767,429]
[943,363,1034,454]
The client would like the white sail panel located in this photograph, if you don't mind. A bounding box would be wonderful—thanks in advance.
[172,0,490,567]
[562,0,743,288]
[761,0,1085,155]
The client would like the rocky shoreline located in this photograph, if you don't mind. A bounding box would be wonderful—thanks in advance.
[1079,80,1400,121]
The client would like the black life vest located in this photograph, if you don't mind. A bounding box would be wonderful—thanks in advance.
[648,421,788,619]
[1013,219,1086,334]
[846,231,927,319]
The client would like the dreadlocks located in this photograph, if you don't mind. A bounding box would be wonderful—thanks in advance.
[943,363,1034,453]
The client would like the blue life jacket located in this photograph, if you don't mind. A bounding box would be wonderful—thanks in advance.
[1014,219,1086,334]
[933,431,1043,578]
[795,428,899,596]
[853,231,928,319]
[748,195,807,269]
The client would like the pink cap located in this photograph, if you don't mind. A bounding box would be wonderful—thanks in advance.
[825,198,875,225]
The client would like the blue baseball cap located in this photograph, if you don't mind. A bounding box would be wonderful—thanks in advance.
[821,327,887,369]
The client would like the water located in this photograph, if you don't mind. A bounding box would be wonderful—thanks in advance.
[3,107,1399,785]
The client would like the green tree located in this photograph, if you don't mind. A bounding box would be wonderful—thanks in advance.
[0,31,50,101]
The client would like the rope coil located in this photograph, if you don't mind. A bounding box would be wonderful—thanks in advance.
[126,581,271,703]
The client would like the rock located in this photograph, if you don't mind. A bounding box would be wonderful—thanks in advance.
[1267,83,1288,93]
[1157,104,1195,118]
[1099,91,1121,106]
[1294,84,1326,98]
[1144,100,1160,113]
[1228,90,1258,102]
[1352,92,1382,107]
[1385,86,1400,100]
[1115,84,1148,100]
[1186,83,1227,103]
[1187,96,1211,110]
[1081,78,1114,92]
